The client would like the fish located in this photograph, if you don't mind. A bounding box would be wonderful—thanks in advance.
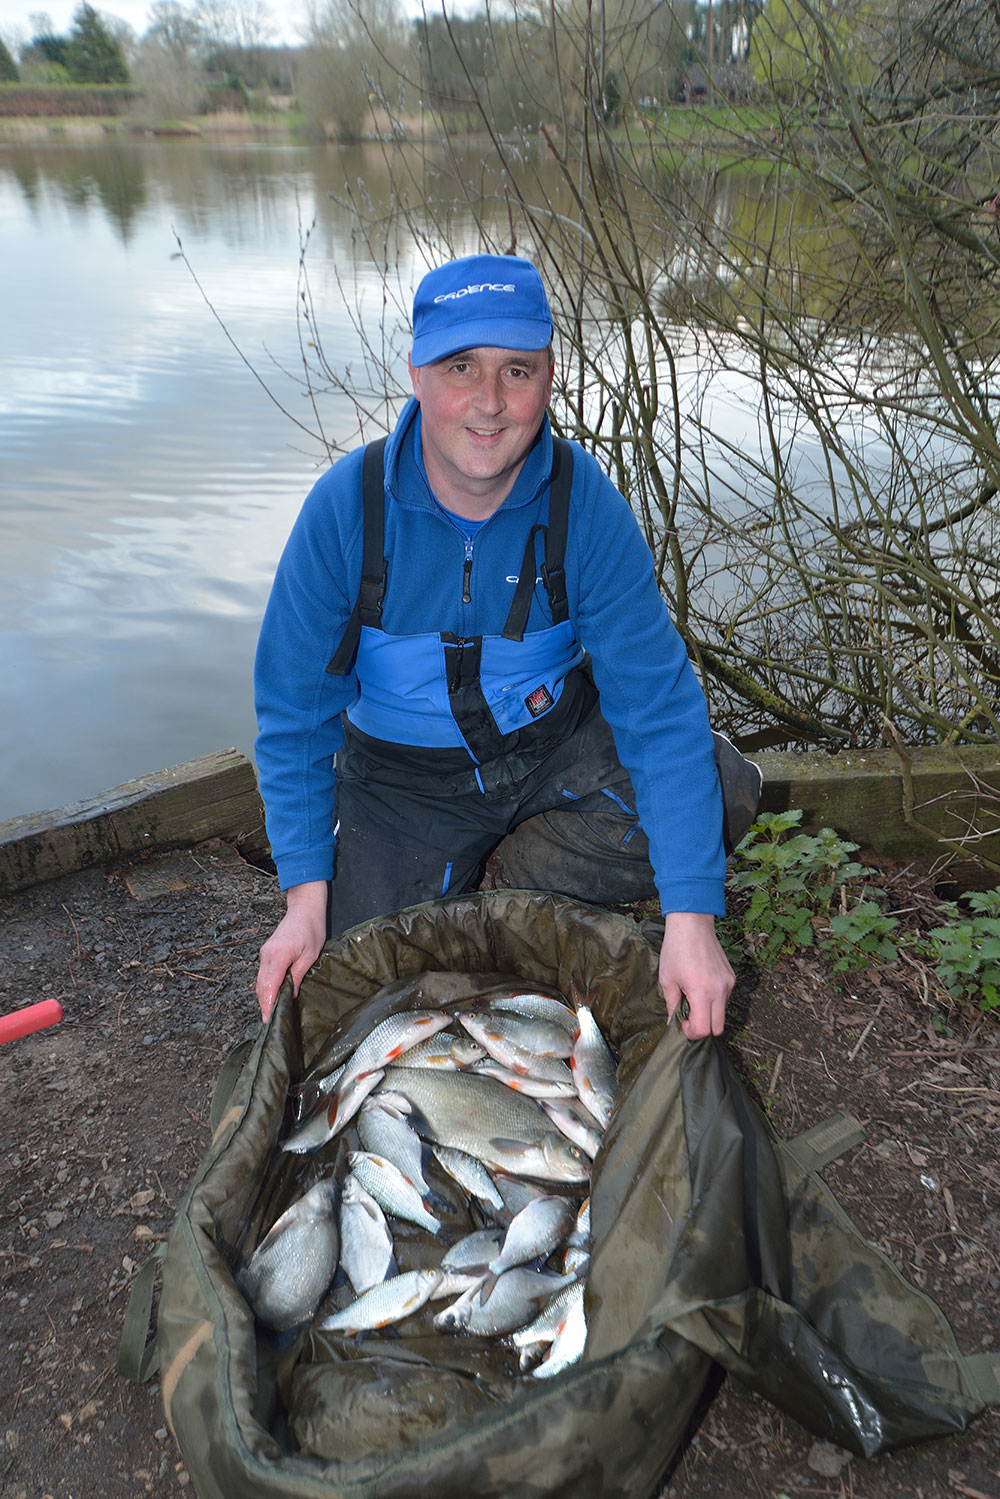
[319,1268,443,1334]
[569,1005,617,1130]
[489,990,579,1032]
[338,1174,397,1294]
[237,1179,339,1332]
[486,1196,577,1281]
[531,1280,588,1377]
[280,1068,384,1153]
[457,1012,576,1084]
[379,1069,590,1184]
[450,1036,488,1067]
[430,1144,507,1213]
[469,1057,577,1099]
[539,1096,603,1158]
[512,1279,587,1371]
[384,1031,466,1071]
[476,1011,573,1059]
[358,1097,430,1195]
[347,1150,444,1235]
[435,1269,576,1336]
[337,1009,453,1091]
[568,1196,591,1248]
[440,1227,504,1272]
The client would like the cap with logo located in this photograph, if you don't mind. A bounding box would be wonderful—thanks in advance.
[410,253,554,367]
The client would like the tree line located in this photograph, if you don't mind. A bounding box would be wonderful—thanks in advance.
[0,1,767,137]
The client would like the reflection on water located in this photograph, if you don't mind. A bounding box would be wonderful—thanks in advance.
[0,140,426,821]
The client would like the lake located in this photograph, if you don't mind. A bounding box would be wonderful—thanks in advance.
[0,136,479,823]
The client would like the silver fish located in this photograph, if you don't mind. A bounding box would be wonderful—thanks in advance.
[470,1057,576,1099]
[490,991,578,1032]
[237,1180,339,1332]
[540,1096,603,1158]
[531,1280,587,1377]
[358,1097,429,1195]
[562,1245,590,1277]
[319,1268,443,1334]
[515,1277,587,1373]
[347,1150,443,1235]
[487,1196,577,1279]
[480,1011,572,1058]
[436,1269,576,1336]
[512,1277,586,1350]
[440,1227,504,1272]
[457,1012,575,1084]
[380,1069,590,1184]
[280,1068,384,1153]
[569,1005,617,1130]
[338,1010,453,1090]
[338,1174,397,1294]
[450,1036,488,1067]
[384,1031,465,1071]
[568,1196,591,1248]
[430,1144,506,1212]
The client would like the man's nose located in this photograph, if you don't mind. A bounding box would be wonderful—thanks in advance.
[474,372,506,414]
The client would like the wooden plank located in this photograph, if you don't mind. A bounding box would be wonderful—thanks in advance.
[2,742,999,899]
[0,749,269,896]
[755,745,1000,873]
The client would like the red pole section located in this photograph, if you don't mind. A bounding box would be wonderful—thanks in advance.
[0,999,63,1045]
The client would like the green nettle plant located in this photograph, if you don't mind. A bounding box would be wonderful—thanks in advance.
[923,889,1000,1013]
[727,810,886,968]
[728,811,1000,1012]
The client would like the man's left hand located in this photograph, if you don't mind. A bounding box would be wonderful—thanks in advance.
[658,911,734,1039]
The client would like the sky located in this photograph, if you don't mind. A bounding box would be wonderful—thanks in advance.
[0,1,309,48]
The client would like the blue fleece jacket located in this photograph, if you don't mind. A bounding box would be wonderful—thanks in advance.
[253,398,725,913]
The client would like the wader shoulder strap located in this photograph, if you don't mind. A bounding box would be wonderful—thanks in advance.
[501,436,573,641]
[326,437,388,676]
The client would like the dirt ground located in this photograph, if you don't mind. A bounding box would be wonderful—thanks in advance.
[0,840,998,1499]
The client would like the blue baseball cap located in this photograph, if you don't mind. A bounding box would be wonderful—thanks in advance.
[410,253,554,367]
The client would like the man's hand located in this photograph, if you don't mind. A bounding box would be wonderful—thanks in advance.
[255,881,328,1023]
[658,911,734,1040]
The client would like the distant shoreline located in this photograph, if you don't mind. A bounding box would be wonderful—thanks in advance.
[0,112,299,143]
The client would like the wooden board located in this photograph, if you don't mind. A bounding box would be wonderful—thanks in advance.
[2,743,999,898]
[756,744,1000,875]
[0,749,269,896]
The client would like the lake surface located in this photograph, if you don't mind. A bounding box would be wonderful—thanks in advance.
[0,137,476,823]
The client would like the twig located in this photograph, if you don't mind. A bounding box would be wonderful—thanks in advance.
[847,994,889,1061]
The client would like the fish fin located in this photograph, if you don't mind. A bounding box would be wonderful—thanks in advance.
[424,1188,455,1217]
[479,1270,500,1304]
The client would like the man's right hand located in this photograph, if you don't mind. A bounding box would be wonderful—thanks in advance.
[255,880,328,1022]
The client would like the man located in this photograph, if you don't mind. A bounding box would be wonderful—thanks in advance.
[254,252,752,1036]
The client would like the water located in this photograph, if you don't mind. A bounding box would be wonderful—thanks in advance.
[0,137,436,823]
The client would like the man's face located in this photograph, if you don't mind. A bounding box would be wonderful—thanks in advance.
[408,345,554,515]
